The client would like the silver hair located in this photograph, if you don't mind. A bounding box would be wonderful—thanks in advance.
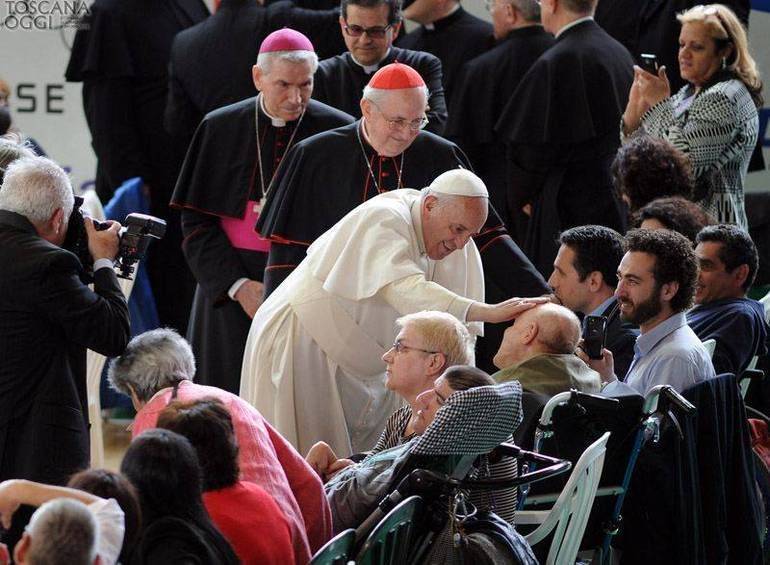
[108,328,196,402]
[511,0,541,22]
[256,50,319,74]
[396,311,474,367]
[26,498,98,565]
[0,134,35,178]
[361,84,430,105]
[0,156,74,224]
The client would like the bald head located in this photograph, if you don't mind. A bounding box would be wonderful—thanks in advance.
[493,303,582,369]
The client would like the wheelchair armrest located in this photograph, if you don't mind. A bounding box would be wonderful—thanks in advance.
[741,368,765,383]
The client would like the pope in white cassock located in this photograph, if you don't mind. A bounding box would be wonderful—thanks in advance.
[240,169,544,455]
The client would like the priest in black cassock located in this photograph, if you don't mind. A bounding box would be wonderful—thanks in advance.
[65,0,209,334]
[165,0,348,155]
[258,62,548,372]
[445,0,554,237]
[396,0,493,109]
[170,29,354,394]
[496,0,634,278]
[312,0,448,135]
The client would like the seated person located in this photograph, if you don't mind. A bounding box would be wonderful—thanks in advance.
[67,470,142,565]
[0,478,126,565]
[322,371,522,533]
[6,499,99,565]
[687,224,768,375]
[311,366,520,524]
[493,303,601,395]
[548,225,638,379]
[583,229,715,395]
[121,429,239,564]
[635,196,714,244]
[611,134,694,215]
[157,398,295,565]
[108,328,329,561]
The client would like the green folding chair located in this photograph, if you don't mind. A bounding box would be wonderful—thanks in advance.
[356,495,423,565]
[310,528,356,565]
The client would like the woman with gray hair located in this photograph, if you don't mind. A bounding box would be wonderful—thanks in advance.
[108,328,332,563]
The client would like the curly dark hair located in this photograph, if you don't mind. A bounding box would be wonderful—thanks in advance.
[157,398,240,492]
[341,0,402,24]
[558,225,625,288]
[634,196,714,244]
[612,135,694,213]
[696,224,758,291]
[624,228,699,313]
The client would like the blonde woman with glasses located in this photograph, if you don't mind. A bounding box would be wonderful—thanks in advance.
[621,4,762,231]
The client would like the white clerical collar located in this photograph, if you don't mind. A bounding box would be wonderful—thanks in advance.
[411,193,428,255]
[424,3,459,30]
[555,15,593,39]
[259,93,286,127]
[351,48,391,74]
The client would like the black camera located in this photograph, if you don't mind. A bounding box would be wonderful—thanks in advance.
[64,196,166,281]
[582,315,608,360]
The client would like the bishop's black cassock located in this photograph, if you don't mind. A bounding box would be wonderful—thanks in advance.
[171,98,353,393]
[257,120,548,372]
[496,20,634,277]
[166,0,346,157]
[396,6,493,110]
[445,25,554,237]
[65,0,209,334]
[312,47,448,135]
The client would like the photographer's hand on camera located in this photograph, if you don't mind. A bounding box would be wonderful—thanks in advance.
[84,217,121,263]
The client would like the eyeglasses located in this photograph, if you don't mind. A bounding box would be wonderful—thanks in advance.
[391,339,438,355]
[370,101,429,132]
[343,22,393,39]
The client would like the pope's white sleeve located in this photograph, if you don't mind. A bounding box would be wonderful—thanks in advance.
[380,274,475,322]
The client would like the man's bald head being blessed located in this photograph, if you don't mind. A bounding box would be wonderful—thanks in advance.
[420,169,489,261]
[493,302,582,369]
[360,62,430,157]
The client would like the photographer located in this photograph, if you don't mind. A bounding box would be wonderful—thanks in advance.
[0,157,130,550]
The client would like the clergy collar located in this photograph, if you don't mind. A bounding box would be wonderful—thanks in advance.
[350,48,391,74]
[423,3,461,31]
[555,15,593,39]
[410,193,428,256]
[258,93,287,127]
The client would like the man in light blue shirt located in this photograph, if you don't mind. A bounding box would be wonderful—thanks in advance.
[581,228,715,395]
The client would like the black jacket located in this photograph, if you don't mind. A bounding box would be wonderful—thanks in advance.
[0,210,130,487]
[600,298,638,381]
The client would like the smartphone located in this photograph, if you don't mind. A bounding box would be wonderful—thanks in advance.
[582,315,608,360]
[640,53,658,74]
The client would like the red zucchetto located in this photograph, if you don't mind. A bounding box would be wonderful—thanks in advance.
[367,62,425,89]
[258,28,314,54]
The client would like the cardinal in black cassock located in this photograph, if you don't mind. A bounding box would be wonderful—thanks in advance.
[259,63,548,372]
[496,16,634,278]
[170,30,354,394]
[446,22,554,237]
[65,0,209,334]
[396,1,493,110]
[313,15,448,135]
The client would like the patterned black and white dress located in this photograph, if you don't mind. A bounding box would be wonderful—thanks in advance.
[627,74,758,229]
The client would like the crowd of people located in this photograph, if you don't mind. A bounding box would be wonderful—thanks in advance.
[1,0,768,562]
